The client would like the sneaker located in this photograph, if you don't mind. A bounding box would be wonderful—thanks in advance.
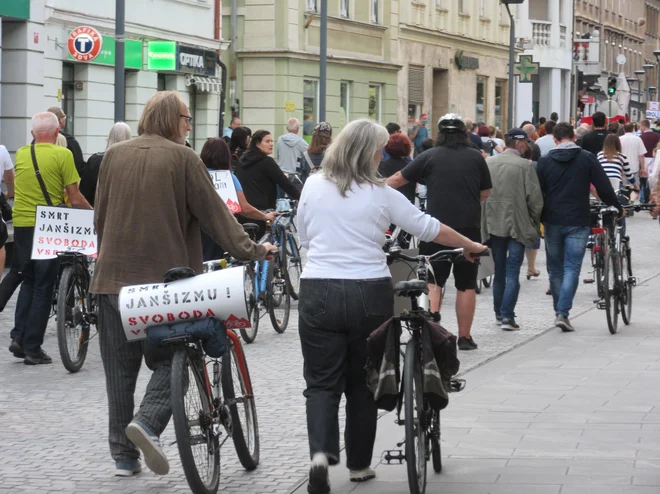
[115,459,142,477]
[501,318,520,331]
[350,467,376,482]
[307,453,330,494]
[9,339,25,359]
[457,336,477,351]
[555,315,575,333]
[495,315,502,325]
[125,422,169,475]
[24,349,52,365]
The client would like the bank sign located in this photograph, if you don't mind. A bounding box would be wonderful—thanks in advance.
[147,41,216,75]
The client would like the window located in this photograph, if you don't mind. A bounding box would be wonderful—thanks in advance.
[157,73,167,91]
[371,0,379,23]
[303,79,319,142]
[495,80,506,130]
[340,0,349,17]
[368,84,382,123]
[458,0,465,14]
[62,63,75,136]
[306,0,317,12]
[476,76,487,123]
[340,81,350,126]
[479,0,485,17]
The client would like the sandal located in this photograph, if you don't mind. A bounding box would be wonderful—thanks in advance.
[526,269,541,280]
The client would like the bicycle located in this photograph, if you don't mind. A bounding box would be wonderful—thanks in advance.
[158,267,259,494]
[382,247,483,494]
[53,251,97,373]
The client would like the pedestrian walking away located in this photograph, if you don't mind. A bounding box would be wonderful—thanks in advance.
[619,122,647,187]
[47,106,86,175]
[536,123,622,333]
[297,118,486,494]
[387,113,492,351]
[90,91,274,478]
[579,112,608,157]
[640,119,660,203]
[276,118,309,173]
[482,128,543,331]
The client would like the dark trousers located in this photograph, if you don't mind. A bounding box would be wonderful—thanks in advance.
[0,255,24,311]
[98,294,173,461]
[298,278,394,470]
[9,227,58,354]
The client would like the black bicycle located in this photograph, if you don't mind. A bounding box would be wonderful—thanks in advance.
[384,247,483,494]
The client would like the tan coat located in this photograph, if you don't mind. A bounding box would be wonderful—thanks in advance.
[90,134,267,294]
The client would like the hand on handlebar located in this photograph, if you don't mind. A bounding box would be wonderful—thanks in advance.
[264,211,281,223]
[261,242,277,260]
[463,242,489,263]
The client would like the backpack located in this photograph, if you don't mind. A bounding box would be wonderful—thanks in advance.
[483,139,497,156]
[299,152,322,183]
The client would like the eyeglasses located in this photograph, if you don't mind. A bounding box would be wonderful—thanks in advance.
[180,115,193,125]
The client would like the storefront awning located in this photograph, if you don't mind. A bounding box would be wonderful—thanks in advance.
[186,74,221,93]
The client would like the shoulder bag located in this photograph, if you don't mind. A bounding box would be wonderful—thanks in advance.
[31,143,66,207]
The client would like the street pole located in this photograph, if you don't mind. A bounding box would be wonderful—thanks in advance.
[319,0,327,122]
[114,0,125,123]
[505,4,515,131]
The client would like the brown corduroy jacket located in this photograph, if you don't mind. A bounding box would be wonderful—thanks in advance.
[90,134,267,294]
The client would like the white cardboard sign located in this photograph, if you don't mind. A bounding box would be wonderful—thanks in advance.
[119,266,249,341]
[210,170,242,214]
[31,206,97,259]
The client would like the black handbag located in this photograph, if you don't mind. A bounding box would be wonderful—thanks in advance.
[0,192,11,221]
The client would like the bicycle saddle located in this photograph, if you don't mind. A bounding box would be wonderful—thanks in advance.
[394,280,428,298]
[242,223,260,241]
[163,267,196,283]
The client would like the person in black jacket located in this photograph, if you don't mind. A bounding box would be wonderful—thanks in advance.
[47,106,86,174]
[578,111,608,156]
[537,123,622,333]
[230,126,252,169]
[234,130,301,236]
[79,122,132,207]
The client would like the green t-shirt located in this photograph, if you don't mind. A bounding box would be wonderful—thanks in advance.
[13,143,80,227]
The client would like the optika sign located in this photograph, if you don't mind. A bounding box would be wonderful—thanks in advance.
[180,53,204,70]
[68,26,103,62]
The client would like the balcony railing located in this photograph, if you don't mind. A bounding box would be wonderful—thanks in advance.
[532,20,551,46]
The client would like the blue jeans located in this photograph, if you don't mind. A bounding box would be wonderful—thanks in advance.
[543,224,590,318]
[9,227,59,355]
[489,235,526,319]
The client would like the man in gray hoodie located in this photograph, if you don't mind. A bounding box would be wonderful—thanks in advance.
[277,118,309,173]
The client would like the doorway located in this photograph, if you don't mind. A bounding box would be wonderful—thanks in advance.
[431,69,449,139]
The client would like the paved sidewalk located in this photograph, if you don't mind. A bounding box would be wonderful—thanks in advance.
[297,272,660,494]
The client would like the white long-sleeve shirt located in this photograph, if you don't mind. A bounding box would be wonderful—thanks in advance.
[298,174,441,279]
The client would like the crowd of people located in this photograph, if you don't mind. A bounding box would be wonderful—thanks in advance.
[2,90,660,493]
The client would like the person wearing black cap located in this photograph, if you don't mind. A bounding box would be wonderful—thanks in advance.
[482,128,543,331]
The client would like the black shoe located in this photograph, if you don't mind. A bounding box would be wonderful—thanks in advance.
[24,349,53,365]
[308,454,330,494]
[501,318,521,331]
[458,336,477,351]
[8,339,25,359]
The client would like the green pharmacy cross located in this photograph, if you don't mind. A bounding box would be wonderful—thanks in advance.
[515,55,539,83]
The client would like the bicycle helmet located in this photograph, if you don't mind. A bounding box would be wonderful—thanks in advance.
[437,113,467,134]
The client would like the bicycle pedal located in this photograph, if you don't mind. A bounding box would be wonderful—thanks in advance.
[381,450,405,465]
[596,300,606,309]
[629,277,637,287]
[583,278,595,284]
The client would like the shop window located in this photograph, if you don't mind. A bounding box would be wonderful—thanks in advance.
[340,81,350,127]
[340,0,349,18]
[495,79,506,130]
[303,79,319,142]
[61,63,75,136]
[476,76,487,123]
[369,84,382,123]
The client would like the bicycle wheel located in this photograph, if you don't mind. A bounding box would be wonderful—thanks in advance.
[171,348,220,494]
[475,279,482,295]
[239,264,259,344]
[620,243,633,325]
[603,248,619,335]
[284,234,302,301]
[430,410,442,473]
[56,263,91,373]
[222,338,260,470]
[404,339,427,494]
[268,253,290,333]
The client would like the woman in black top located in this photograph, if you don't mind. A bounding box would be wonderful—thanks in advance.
[378,133,416,203]
[230,126,251,169]
[234,130,301,236]
[80,122,132,206]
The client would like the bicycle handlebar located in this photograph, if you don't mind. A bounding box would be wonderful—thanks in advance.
[388,247,487,264]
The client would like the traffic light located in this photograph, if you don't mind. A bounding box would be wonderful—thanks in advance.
[608,76,617,97]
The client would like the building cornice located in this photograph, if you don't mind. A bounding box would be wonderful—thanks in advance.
[399,23,511,56]
[45,8,224,50]
[235,49,402,71]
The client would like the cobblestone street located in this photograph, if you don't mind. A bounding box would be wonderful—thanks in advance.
[0,215,659,494]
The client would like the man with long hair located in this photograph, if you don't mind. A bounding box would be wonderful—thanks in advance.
[387,114,492,350]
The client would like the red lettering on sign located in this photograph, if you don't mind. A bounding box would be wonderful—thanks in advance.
[206,309,216,317]
[179,311,191,320]
[193,310,203,318]
[139,316,149,325]
[153,314,164,324]
[131,329,141,335]
[167,313,176,322]
[128,317,137,326]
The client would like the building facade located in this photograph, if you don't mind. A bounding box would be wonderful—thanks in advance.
[1,0,224,159]
[395,0,512,136]
[222,0,399,143]
[516,0,574,125]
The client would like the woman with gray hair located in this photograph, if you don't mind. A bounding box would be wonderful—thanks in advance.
[80,122,132,206]
[297,119,487,493]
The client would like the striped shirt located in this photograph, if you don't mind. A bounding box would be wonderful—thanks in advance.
[597,152,634,184]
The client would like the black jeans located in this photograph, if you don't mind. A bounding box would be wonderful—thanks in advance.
[298,278,394,470]
[9,227,58,354]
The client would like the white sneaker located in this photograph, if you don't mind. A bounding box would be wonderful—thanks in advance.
[125,422,170,475]
[350,467,376,482]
